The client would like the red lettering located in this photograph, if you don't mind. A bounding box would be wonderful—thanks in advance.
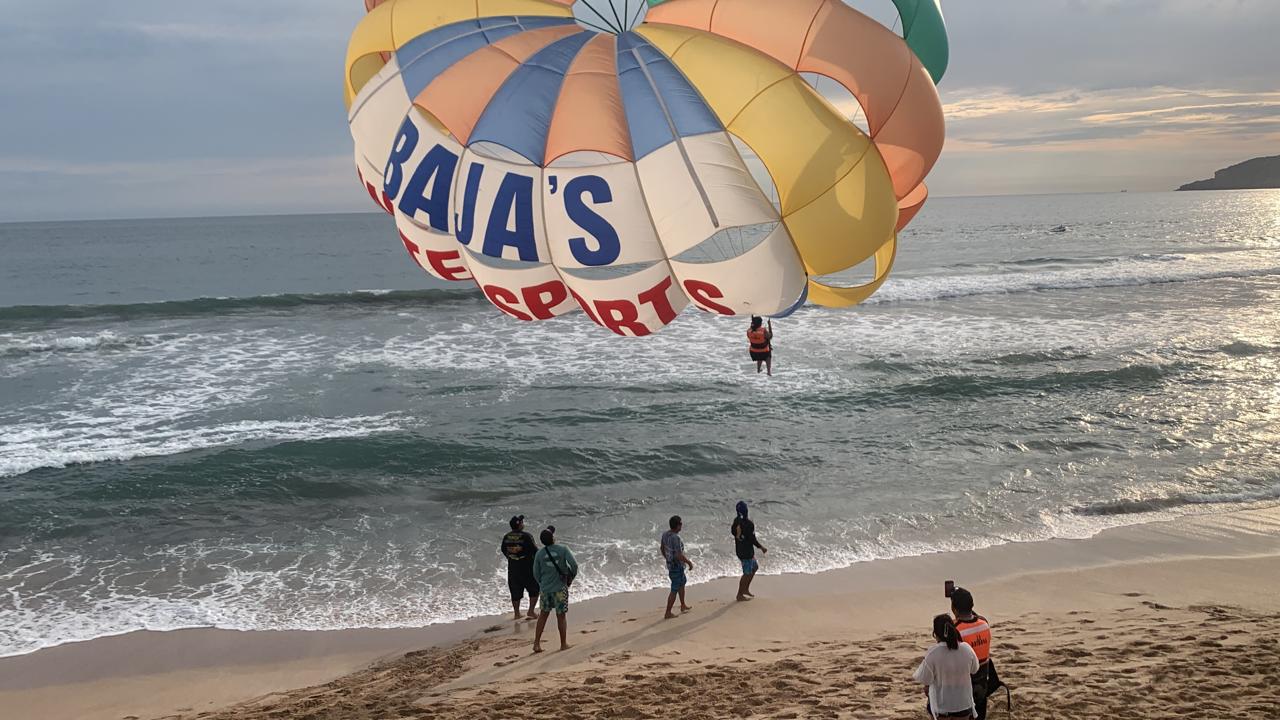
[570,289,601,325]
[482,285,533,321]
[399,232,424,269]
[400,232,471,281]
[682,279,735,316]
[362,179,393,214]
[595,300,648,336]
[424,249,470,281]
[638,276,678,324]
[521,281,568,320]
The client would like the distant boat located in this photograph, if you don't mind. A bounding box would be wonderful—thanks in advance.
[1049,224,1069,233]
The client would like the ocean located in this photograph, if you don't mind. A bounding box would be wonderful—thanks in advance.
[2,190,1279,658]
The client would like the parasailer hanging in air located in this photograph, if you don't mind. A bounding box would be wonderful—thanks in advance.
[747,315,772,375]
[343,0,948,338]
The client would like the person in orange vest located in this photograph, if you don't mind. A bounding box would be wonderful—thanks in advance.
[950,587,993,719]
[747,316,773,376]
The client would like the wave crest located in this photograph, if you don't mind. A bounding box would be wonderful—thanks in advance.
[0,289,483,326]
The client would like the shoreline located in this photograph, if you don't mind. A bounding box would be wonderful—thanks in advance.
[3,503,1279,719]
[5,495,1273,663]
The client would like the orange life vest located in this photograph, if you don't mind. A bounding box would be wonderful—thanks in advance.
[955,615,991,664]
[747,328,771,352]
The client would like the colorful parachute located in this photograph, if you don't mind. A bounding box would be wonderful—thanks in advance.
[344,0,947,336]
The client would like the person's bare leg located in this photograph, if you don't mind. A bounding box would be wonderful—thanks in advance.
[512,597,521,620]
[736,574,751,601]
[679,587,691,612]
[756,361,762,374]
[766,358,772,376]
[556,613,570,651]
[665,591,678,619]
[527,595,538,619]
[533,610,549,653]
[744,571,756,597]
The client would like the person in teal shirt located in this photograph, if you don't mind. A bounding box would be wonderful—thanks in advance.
[532,525,578,653]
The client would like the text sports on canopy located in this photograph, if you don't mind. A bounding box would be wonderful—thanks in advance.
[344,0,948,336]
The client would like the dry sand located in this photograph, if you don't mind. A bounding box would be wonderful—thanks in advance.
[4,505,1279,720]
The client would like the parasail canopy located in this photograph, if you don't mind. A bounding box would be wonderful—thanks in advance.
[345,0,948,336]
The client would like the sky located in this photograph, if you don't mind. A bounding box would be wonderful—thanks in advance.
[0,0,1276,221]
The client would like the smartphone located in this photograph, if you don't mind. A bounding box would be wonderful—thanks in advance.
[944,580,955,598]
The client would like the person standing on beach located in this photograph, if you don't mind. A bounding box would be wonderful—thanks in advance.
[532,526,577,653]
[951,587,994,720]
[500,515,539,620]
[747,316,773,376]
[660,515,693,619]
[913,614,980,719]
[730,501,767,601]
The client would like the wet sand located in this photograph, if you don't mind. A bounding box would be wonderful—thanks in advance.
[3,505,1279,720]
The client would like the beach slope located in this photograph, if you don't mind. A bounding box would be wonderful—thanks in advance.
[3,506,1279,720]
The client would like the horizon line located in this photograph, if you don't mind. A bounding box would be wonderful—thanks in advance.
[0,187,1251,226]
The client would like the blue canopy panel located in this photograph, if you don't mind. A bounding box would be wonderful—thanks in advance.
[469,31,596,164]
[615,32,722,160]
[770,281,809,318]
[396,16,577,99]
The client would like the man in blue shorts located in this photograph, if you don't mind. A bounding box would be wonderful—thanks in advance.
[660,515,693,619]
[731,501,767,601]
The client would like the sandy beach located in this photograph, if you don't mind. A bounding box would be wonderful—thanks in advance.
[2,504,1277,720]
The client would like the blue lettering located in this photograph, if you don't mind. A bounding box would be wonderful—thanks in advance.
[453,162,484,246]
[396,144,458,232]
[564,175,620,267]
[482,173,538,262]
[382,118,419,200]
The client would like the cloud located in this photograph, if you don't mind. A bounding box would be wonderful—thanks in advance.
[942,0,1280,95]
[0,154,372,222]
[2,0,1278,217]
[928,85,1280,195]
[940,87,1280,150]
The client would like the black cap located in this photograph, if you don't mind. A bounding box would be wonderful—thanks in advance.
[509,515,524,529]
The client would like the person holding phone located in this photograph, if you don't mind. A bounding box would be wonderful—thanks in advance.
[949,585,995,719]
[532,526,578,653]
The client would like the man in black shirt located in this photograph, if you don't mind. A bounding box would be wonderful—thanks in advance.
[731,501,767,601]
[500,515,539,620]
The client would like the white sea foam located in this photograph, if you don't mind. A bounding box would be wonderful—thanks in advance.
[868,249,1280,304]
[0,415,405,478]
[0,326,402,477]
[0,330,173,357]
[4,494,1277,659]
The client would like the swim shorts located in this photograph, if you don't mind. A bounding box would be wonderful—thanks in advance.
[741,558,759,575]
[668,566,687,593]
[508,566,540,602]
[750,351,772,362]
[539,588,569,615]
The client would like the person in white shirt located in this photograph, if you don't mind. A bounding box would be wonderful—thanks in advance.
[913,614,981,719]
